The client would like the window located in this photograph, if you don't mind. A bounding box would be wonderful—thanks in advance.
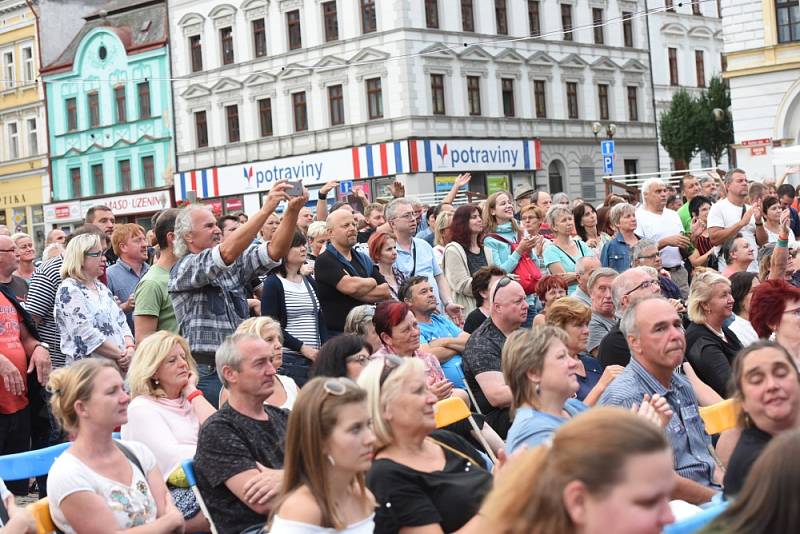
[534,80,547,118]
[66,97,77,131]
[431,74,445,115]
[361,0,377,34]
[3,51,13,89]
[189,35,203,72]
[461,0,474,32]
[220,27,234,65]
[425,0,439,28]
[366,78,383,119]
[118,159,131,191]
[91,164,104,195]
[194,111,208,148]
[593,8,604,44]
[668,48,679,86]
[88,92,100,127]
[328,85,344,126]
[622,12,633,47]
[114,86,126,123]
[26,118,37,155]
[322,1,339,41]
[7,123,18,159]
[137,82,151,119]
[142,156,155,189]
[627,86,638,121]
[665,0,674,12]
[293,92,308,131]
[695,50,705,87]
[225,104,240,143]
[467,76,481,116]
[287,10,302,49]
[22,46,33,83]
[258,98,273,137]
[252,19,267,58]
[528,1,540,37]
[566,82,579,119]
[501,78,515,117]
[70,167,81,197]
[692,2,701,15]
[561,4,573,41]
[495,0,508,35]
[598,84,609,120]
[624,159,638,176]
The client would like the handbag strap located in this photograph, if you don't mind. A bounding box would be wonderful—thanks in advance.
[426,436,484,469]
[115,441,147,479]
[300,276,321,347]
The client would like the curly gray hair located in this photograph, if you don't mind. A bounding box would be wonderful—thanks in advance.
[173,204,213,258]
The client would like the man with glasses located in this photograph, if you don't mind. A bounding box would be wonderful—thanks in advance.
[461,276,528,438]
[85,205,117,267]
[632,239,682,300]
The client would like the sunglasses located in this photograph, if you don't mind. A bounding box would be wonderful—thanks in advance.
[491,276,513,303]
[346,353,373,366]
[322,377,359,396]
[84,250,107,257]
[378,354,404,387]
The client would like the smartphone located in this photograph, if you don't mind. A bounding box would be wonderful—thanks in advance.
[286,180,303,196]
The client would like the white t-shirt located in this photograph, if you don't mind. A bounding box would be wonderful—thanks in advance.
[47,441,158,534]
[635,207,685,268]
[707,198,758,272]
[270,513,375,533]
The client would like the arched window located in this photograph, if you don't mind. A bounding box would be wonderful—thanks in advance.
[548,160,565,194]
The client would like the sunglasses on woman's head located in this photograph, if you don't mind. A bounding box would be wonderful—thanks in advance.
[322,377,359,396]
[378,354,404,387]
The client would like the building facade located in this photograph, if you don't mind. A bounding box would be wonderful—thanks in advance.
[648,0,725,172]
[169,0,659,209]
[41,0,173,229]
[721,0,800,179]
[0,0,49,247]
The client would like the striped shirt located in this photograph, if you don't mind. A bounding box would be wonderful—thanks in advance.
[278,276,320,357]
[23,256,65,368]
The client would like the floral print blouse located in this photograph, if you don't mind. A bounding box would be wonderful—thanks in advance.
[54,277,132,365]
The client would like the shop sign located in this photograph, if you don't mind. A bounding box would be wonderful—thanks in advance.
[81,190,171,216]
[742,138,771,146]
[44,201,82,222]
[224,197,243,212]
[410,139,542,173]
[0,193,28,208]
[750,146,768,157]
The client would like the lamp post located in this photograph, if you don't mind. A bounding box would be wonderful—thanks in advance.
[592,121,617,139]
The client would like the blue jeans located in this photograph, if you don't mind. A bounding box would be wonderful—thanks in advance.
[197,364,222,409]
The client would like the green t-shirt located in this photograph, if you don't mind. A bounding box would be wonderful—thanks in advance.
[678,202,692,233]
[133,264,178,334]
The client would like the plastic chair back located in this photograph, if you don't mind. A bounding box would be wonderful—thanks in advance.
[435,397,471,428]
[182,459,219,534]
[663,502,729,534]
[27,497,57,534]
[0,442,69,481]
[699,399,740,435]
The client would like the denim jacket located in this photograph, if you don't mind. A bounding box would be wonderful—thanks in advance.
[600,232,633,273]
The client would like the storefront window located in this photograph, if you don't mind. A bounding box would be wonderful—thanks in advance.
[31,205,45,254]
[11,207,27,233]
[486,174,510,194]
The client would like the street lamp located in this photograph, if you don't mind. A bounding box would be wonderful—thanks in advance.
[592,121,617,139]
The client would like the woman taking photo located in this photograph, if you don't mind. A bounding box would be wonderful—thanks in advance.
[311,334,374,381]
[368,231,406,300]
[463,266,506,334]
[481,409,676,534]
[443,205,487,315]
[54,234,135,368]
[262,230,326,386]
[573,203,609,257]
[600,203,638,273]
[359,357,493,533]
[685,271,743,397]
[532,275,569,326]
[121,332,215,532]
[542,206,593,295]
[46,359,184,534]
[269,377,376,533]
[722,340,800,497]
[728,271,760,347]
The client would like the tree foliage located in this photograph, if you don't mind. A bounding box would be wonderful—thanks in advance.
[697,76,734,166]
[659,89,701,170]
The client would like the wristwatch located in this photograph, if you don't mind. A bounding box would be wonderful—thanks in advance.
[34,342,49,351]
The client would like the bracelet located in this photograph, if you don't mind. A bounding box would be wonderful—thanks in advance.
[186,390,204,403]
[778,238,789,247]
[755,222,764,226]
[318,191,329,200]
[34,342,49,352]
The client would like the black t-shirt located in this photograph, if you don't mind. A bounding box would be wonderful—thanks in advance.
[723,425,772,498]
[366,430,492,534]
[357,226,377,244]
[314,249,386,332]
[685,323,743,397]
[194,403,288,534]
[463,308,487,334]
[598,323,631,368]
[464,249,488,276]
[0,275,27,303]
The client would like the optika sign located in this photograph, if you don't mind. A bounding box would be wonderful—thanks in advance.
[410,139,542,173]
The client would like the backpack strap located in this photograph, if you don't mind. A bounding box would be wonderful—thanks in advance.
[115,441,147,479]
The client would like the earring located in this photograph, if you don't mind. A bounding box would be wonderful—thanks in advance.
[535,383,541,396]
[153,378,159,385]
[327,455,336,466]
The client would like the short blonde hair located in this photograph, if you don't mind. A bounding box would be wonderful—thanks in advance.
[307,220,327,240]
[687,270,731,324]
[357,357,426,450]
[609,203,636,229]
[502,326,569,413]
[546,205,573,227]
[49,358,118,433]
[520,204,544,220]
[545,296,592,329]
[127,332,197,399]
[11,232,31,243]
[60,233,102,282]
[433,211,453,247]
[111,223,145,257]
[236,316,283,343]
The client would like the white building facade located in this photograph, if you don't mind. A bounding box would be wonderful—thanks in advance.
[647,0,726,172]
[168,0,660,210]
[721,0,800,180]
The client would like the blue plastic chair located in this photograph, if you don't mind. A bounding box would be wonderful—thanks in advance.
[182,459,219,534]
[663,502,729,534]
[0,442,70,481]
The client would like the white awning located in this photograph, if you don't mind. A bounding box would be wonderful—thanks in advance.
[772,145,800,166]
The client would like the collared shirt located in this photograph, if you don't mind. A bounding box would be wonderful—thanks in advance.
[395,237,443,305]
[372,345,445,383]
[106,258,149,333]
[598,358,716,487]
[168,243,279,355]
[600,232,635,273]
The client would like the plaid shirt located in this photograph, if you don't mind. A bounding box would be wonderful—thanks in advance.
[168,243,279,355]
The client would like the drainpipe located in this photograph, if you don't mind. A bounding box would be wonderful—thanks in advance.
[643,0,662,173]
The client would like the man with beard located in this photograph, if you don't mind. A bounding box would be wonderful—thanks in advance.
[106,224,149,334]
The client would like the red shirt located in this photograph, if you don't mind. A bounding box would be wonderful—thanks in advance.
[0,291,27,414]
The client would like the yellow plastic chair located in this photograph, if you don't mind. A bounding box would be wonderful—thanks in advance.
[434,397,497,464]
[699,398,740,435]
[27,497,56,534]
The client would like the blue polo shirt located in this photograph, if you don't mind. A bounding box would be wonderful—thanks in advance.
[506,399,588,453]
[395,237,443,305]
[106,258,149,334]
[417,313,465,388]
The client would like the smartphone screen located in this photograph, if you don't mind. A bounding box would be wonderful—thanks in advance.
[286,180,303,196]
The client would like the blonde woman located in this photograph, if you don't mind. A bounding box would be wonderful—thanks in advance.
[11,232,35,282]
[432,210,453,267]
[121,332,215,532]
[54,233,134,367]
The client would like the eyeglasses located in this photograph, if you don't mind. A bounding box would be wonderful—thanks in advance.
[0,249,16,253]
[392,212,416,222]
[783,307,800,318]
[322,377,358,396]
[491,276,512,303]
[638,253,660,260]
[379,354,404,387]
[624,278,659,297]
[84,250,106,257]
[346,353,373,366]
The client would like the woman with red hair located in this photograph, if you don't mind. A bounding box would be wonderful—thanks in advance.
[750,279,800,365]
[532,275,569,326]
[367,231,404,300]
[442,205,487,315]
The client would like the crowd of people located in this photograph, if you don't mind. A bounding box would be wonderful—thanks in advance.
[2,168,800,533]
